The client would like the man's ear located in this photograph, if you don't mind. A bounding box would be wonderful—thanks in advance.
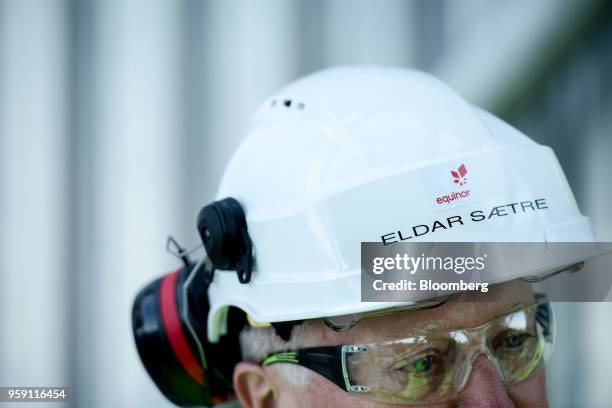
[233,361,275,408]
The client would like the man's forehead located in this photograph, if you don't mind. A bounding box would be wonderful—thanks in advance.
[316,280,535,345]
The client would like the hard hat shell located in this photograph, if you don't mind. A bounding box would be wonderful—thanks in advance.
[207,66,593,342]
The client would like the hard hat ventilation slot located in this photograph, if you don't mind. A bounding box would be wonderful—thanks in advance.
[270,99,305,110]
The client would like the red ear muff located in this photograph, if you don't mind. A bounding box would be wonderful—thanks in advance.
[133,198,251,406]
[159,269,205,386]
[132,264,213,406]
[132,263,245,406]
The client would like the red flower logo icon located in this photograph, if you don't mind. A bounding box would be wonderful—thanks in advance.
[451,164,467,186]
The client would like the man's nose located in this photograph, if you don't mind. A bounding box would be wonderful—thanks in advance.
[456,355,515,408]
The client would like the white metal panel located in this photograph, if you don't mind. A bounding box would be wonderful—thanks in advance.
[323,0,415,67]
[80,0,183,406]
[435,0,594,109]
[0,2,69,405]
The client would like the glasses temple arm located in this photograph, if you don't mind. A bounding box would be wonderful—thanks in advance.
[261,346,347,391]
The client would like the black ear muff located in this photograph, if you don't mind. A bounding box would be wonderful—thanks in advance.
[132,262,244,406]
[132,197,252,406]
[132,264,211,406]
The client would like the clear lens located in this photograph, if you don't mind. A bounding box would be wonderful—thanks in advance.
[347,337,459,404]
[343,299,553,405]
[488,306,544,383]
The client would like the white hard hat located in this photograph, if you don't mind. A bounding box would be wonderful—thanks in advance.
[206,66,594,342]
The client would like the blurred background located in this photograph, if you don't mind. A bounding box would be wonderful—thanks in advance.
[1,0,611,407]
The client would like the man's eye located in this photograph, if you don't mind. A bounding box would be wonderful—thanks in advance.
[406,355,437,373]
[503,332,531,349]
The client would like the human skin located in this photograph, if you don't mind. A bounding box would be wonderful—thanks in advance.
[233,280,548,408]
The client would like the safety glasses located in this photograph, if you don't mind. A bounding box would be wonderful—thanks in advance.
[323,295,452,332]
[261,296,553,405]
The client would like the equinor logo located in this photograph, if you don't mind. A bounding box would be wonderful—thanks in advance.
[451,164,467,186]
[436,164,470,205]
